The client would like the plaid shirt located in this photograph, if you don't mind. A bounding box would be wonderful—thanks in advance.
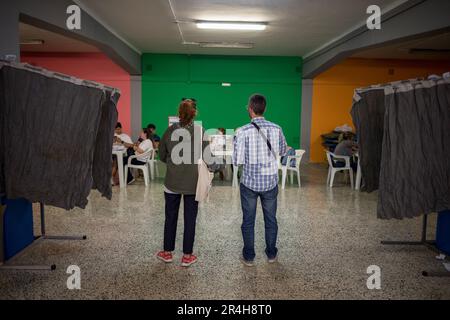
[233,117,287,192]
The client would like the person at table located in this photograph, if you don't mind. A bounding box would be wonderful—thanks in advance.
[280,146,296,167]
[136,127,146,144]
[114,128,153,185]
[334,132,358,171]
[112,122,134,185]
[231,127,242,180]
[214,128,227,180]
[147,123,161,149]
[114,122,134,148]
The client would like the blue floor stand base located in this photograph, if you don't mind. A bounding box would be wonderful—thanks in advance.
[0,202,86,272]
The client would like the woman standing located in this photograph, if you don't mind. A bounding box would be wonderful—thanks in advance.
[156,99,207,267]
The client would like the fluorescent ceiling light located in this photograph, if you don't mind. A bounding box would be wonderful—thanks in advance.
[196,21,266,31]
[200,42,254,49]
[20,39,45,45]
[182,41,201,45]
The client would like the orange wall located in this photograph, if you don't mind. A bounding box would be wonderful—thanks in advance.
[310,58,450,163]
[21,52,132,134]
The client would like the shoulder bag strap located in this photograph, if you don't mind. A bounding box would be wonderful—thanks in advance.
[251,122,277,159]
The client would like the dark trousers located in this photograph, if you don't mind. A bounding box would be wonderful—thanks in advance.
[123,151,145,183]
[240,183,279,261]
[163,193,199,255]
[350,157,358,172]
[335,157,358,172]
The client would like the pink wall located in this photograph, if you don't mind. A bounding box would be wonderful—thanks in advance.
[21,52,131,134]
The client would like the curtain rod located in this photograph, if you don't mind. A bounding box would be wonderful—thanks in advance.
[355,73,449,94]
[0,60,121,95]
[355,78,424,93]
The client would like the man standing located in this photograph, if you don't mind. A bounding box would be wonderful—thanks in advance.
[233,94,287,266]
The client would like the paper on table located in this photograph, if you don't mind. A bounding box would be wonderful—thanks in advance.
[113,145,126,152]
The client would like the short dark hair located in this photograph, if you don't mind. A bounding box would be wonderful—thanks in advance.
[342,132,353,140]
[115,122,122,129]
[249,94,266,115]
[147,123,156,130]
[143,128,151,139]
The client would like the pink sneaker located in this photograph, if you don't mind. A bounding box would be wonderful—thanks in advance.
[181,254,198,267]
[156,251,173,263]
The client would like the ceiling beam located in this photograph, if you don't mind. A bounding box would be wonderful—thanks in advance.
[1,0,141,75]
[303,0,450,79]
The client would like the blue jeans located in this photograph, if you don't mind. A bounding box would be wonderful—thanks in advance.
[240,183,279,261]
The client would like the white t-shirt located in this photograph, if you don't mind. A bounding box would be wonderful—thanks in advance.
[136,139,153,162]
[115,133,133,145]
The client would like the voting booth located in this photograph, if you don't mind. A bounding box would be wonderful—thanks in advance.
[1,197,34,261]
[0,201,4,263]
[436,211,450,256]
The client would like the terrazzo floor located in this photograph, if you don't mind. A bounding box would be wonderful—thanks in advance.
[0,164,449,300]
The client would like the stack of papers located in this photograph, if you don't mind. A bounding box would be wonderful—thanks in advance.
[113,145,126,152]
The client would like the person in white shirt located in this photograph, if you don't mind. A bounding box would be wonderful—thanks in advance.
[112,122,135,185]
[114,122,134,148]
[213,128,226,180]
[113,128,153,185]
[126,128,154,185]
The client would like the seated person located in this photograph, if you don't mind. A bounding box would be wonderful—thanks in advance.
[113,128,153,185]
[147,123,161,149]
[231,127,242,179]
[281,146,296,167]
[114,122,134,148]
[333,132,358,171]
[136,127,146,144]
[214,128,227,180]
[112,122,135,185]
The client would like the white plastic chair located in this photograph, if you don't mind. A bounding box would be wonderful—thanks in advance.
[325,151,354,188]
[280,149,305,189]
[148,149,159,180]
[124,149,153,187]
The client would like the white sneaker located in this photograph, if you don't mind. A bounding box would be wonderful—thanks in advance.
[268,256,278,264]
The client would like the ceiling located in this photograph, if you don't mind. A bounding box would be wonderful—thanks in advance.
[71,0,403,56]
[352,32,450,60]
[20,0,449,61]
[19,22,99,53]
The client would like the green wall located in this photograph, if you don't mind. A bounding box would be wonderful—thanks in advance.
[142,54,302,148]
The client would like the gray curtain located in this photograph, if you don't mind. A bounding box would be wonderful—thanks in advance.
[91,90,120,200]
[0,203,4,262]
[378,79,450,219]
[0,64,119,210]
[350,89,385,192]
